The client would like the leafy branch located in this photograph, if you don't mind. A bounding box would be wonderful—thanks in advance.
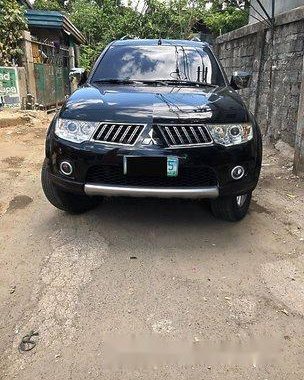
[32,0,249,68]
[0,0,28,66]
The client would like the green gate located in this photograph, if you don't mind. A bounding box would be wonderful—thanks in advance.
[34,64,70,107]
[32,41,70,107]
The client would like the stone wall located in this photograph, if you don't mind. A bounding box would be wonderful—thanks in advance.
[215,6,304,172]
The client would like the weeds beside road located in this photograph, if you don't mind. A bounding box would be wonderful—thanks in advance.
[0,111,303,379]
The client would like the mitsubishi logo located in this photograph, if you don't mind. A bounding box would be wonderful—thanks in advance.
[142,128,159,145]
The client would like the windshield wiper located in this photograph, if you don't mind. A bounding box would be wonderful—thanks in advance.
[92,79,173,87]
[133,79,215,87]
[152,79,218,88]
[92,78,217,88]
[94,79,172,86]
[92,78,142,85]
[139,79,170,86]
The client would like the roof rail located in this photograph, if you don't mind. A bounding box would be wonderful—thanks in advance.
[190,37,201,42]
[121,35,141,40]
[120,35,141,40]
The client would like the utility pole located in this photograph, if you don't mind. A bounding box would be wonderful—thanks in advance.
[265,0,275,142]
[252,0,276,142]
[271,0,275,22]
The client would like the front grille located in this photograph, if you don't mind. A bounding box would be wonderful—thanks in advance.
[155,124,212,147]
[93,123,145,145]
[86,165,217,188]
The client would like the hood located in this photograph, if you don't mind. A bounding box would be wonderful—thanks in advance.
[60,84,249,124]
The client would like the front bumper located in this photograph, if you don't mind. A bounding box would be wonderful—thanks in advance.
[84,183,219,198]
[45,133,261,199]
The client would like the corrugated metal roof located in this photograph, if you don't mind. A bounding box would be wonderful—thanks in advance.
[25,10,86,44]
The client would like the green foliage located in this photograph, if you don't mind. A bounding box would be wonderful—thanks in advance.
[69,0,208,68]
[78,43,102,69]
[32,0,248,68]
[204,5,248,35]
[69,0,139,68]
[69,0,105,45]
[141,0,206,40]
[34,0,64,11]
[0,0,28,66]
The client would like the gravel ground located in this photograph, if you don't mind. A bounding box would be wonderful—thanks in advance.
[0,111,303,379]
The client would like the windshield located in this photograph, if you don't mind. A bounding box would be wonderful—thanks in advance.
[91,45,225,86]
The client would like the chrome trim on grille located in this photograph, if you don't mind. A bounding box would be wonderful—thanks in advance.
[190,126,200,143]
[165,126,176,145]
[119,125,132,143]
[156,124,213,148]
[96,124,108,140]
[92,122,146,146]
[127,125,140,144]
[91,122,214,148]
[85,184,219,199]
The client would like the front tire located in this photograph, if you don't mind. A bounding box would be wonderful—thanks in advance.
[210,192,252,222]
[41,161,101,214]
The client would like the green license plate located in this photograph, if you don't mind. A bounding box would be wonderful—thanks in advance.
[167,156,179,177]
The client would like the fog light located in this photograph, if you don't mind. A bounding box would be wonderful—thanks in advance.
[231,165,244,180]
[60,161,73,176]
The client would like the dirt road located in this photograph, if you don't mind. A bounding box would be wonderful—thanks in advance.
[0,111,303,379]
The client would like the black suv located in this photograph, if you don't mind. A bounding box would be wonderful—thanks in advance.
[42,39,262,221]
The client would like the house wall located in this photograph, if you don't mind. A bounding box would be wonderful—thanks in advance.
[11,31,71,108]
[214,6,304,173]
[29,27,69,47]
[249,0,304,24]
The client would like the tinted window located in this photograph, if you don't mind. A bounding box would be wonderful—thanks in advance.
[91,45,225,86]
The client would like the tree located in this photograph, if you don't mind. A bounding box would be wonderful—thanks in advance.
[68,0,209,67]
[207,0,250,9]
[69,0,104,44]
[141,0,206,40]
[0,0,28,66]
[32,0,248,67]
[69,0,143,67]
[204,0,249,35]
[34,0,64,11]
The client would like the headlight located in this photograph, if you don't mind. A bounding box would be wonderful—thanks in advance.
[207,123,253,146]
[55,118,99,143]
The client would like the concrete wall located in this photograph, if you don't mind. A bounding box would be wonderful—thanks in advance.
[215,6,304,173]
[249,0,304,24]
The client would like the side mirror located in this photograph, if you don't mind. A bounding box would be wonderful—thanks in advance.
[69,68,88,87]
[230,71,252,90]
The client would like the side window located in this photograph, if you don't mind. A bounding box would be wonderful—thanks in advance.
[206,49,226,86]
